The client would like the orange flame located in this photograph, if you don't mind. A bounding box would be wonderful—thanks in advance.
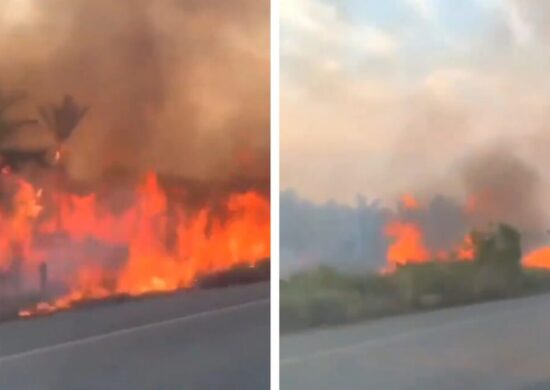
[383,194,476,272]
[457,234,475,261]
[384,221,430,271]
[400,194,420,210]
[0,177,44,272]
[0,171,269,317]
[523,247,550,270]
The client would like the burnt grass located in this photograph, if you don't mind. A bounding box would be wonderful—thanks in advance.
[197,259,270,288]
[0,258,270,322]
[281,263,550,334]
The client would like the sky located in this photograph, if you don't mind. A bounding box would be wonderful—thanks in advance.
[281,0,550,206]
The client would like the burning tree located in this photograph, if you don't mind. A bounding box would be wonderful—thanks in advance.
[0,91,89,302]
[36,95,88,237]
[0,89,270,320]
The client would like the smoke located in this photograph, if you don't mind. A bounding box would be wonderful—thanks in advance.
[389,141,548,252]
[458,146,546,244]
[0,0,269,185]
[408,195,469,253]
[280,190,390,275]
[281,146,549,274]
[279,0,550,275]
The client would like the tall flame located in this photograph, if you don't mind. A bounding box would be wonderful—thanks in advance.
[384,221,430,271]
[0,171,269,316]
[383,193,475,272]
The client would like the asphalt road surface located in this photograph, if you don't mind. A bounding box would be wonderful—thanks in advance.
[282,293,550,390]
[0,282,270,390]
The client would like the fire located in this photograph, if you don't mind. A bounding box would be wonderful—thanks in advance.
[0,176,44,272]
[457,234,475,261]
[523,247,550,270]
[384,221,430,271]
[117,189,269,295]
[383,193,476,272]
[400,194,420,210]
[0,170,269,317]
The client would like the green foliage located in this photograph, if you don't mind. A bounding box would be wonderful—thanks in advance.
[281,223,550,333]
[521,269,550,293]
[392,262,479,306]
[280,267,402,332]
[471,223,522,269]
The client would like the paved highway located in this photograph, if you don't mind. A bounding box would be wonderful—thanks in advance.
[282,293,550,390]
[0,282,270,390]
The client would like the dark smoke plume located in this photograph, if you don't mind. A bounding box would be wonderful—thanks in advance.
[459,147,542,232]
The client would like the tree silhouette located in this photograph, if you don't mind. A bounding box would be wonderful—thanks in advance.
[39,94,88,145]
[0,89,38,143]
[38,95,88,230]
[471,223,522,271]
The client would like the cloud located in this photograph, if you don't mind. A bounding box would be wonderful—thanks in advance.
[354,25,398,57]
[282,0,550,218]
[476,0,535,46]
[404,0,436,20]
[282,0,398,61]
[281,0,336,33]
[504,2,534,45]
[424,68,474,99]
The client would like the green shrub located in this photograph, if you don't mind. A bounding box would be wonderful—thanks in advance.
[281,240,550,333]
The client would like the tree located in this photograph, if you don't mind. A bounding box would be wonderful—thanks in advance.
[39,95,88,148]
[472,223,521,268]
[0,89,37,143]
[38,95,88,230]
[497,223,522,267]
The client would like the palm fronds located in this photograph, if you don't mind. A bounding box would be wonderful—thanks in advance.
[39,95,88,143]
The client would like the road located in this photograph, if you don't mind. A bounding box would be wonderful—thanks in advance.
[281,293,550,390]
[0,282,270,390]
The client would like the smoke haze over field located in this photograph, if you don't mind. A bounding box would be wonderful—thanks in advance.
[0,0,269,184]
[281,0,550,273]
[281,0,550,206]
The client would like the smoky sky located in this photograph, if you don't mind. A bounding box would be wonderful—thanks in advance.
[281,0,550,204]
[279,0,550,275]
[0,0,269,184]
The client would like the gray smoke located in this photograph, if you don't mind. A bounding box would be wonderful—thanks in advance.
[281,146,549,275]
[281,190,389,275]
[458,146,546,247]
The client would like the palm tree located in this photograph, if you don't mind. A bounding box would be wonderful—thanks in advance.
[39,95,88,230]
[39,95,88,162]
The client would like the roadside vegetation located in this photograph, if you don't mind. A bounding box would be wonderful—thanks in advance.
[281,223,550,333]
